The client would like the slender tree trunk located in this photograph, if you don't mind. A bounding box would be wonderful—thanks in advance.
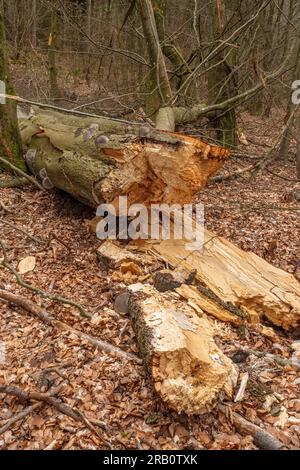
[152,0,198,104]
[48,6,61,100]
[32,0,37,48]
[0,7,25,170]
[85,0,92,51]
[207,0,237,148]
[297,115,300,179]
[279,37,300,160]
[138,0,172,117]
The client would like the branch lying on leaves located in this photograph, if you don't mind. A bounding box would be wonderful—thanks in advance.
[0,288,141,364]
[0,384,112,448]
[0,156,44,191]
[1,220,44,245]
[219,405,287,450]
[0,239,91,318]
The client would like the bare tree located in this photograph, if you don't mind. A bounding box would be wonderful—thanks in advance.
[0,6,24,170]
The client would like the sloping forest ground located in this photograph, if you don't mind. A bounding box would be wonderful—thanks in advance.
[0,60,300,449]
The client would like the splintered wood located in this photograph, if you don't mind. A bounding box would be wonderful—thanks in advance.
[19,110,230,208]
[127,284,237,415]
[148,230,300,331]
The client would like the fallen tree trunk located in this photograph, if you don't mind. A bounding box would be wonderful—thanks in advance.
[19,110,230,208]
[126,283,237,415]
[145,230,300,331]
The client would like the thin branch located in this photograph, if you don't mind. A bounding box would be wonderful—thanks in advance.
[0,384,112,448]
[1,93,147,127]
[0,155,44,191]
[0,288,142,365]
[1,220,44,245]
[219,405,286,450]
[0,403,42,437]
[0,239,91,319]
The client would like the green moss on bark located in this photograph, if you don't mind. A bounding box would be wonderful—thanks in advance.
[0,9,25,171]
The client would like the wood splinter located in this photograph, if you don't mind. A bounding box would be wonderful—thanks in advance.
[126,283,238,415]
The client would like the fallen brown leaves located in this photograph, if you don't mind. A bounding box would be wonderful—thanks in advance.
[0,127,300,449]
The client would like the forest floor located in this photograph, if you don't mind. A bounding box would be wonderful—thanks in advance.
[0,110,300,450]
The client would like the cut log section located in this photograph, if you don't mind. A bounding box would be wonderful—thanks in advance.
[127,283,237,415]
[146,230,300,331]
[19,110,230,208]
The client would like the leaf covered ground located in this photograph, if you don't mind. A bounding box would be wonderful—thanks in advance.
[0,112,300,450]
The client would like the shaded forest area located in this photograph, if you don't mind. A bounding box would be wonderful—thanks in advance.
[0,0,300,452]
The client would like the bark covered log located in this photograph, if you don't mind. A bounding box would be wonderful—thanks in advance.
[126,283,237,415]
[19,110,230,208]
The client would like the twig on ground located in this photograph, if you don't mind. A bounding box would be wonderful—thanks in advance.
[0,384,112,448]
[0,288,142,364]
[211,164,256,183]
[234,372,249,402]
[0,156,44,191]
[0,239,91,318]
[0,200,13,213]
[219,405,287,450]
[1,220,44,244]
[242,347,300,371]
[0,403,42,436]
[265,168,300,182]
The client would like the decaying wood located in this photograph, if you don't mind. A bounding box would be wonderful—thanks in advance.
[19,110,230,208]
[153,268,196,292]
[97,240,154,270]
[126,283,238,415]
[147,229,300,331]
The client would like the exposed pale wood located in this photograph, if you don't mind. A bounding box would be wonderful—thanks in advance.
[127,283,237,415]
[19,110,230,208]
[176,284,244,325]
[146,229,300,331]
[97,240,154,269]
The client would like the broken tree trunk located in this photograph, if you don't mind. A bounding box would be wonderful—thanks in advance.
[145,230,300,331]
[19,110,230,208]
[126,283,237,415]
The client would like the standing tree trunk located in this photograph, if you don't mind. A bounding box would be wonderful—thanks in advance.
[0,7,24,170]
[207,0,237,147]
[32,0,37,49]
[297,114,300,179]
[152,0,199,105]
[279,37,300,160]
[48,6,61,100]
[138,0,172,118]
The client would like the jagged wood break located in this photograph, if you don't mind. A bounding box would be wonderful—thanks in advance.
[19,110,230,208]
[147,231,300,331]
[127,283,237,415]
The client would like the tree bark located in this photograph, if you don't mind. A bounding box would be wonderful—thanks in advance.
[0,8,24,171]
[48,6,61,100]
[138,0,172,117]
[207,0,237,148]
[19,109,230,207]
[297,114,300,179]
[126,283,237,415]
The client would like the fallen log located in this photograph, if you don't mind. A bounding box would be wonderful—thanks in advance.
[19,110,230,208]
[146,231,300,331]
[126,283,238,415]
